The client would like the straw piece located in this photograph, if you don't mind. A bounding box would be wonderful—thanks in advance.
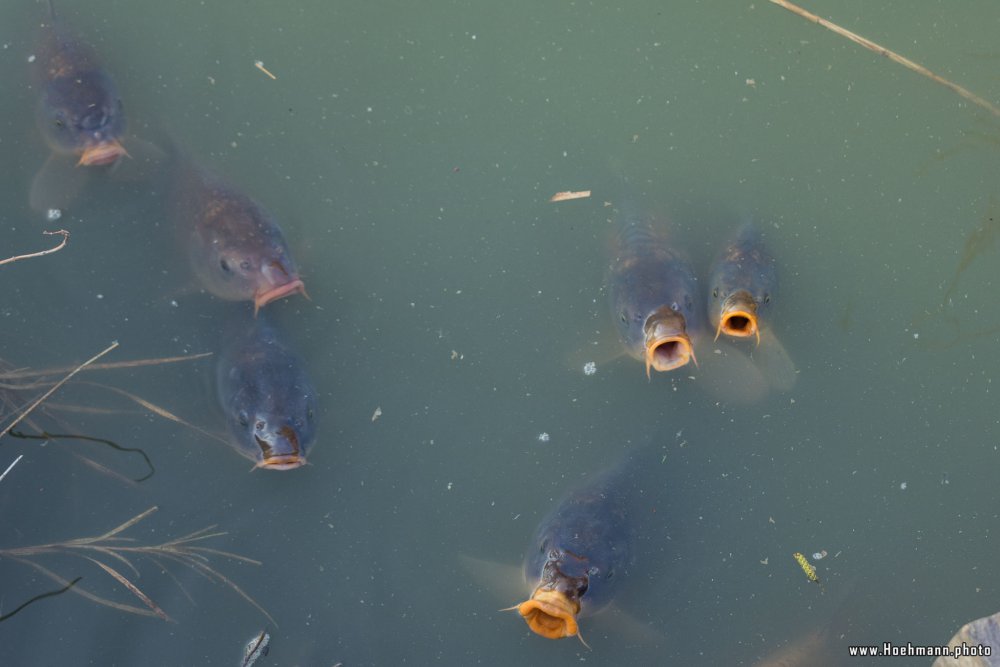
[769,0,1000,118]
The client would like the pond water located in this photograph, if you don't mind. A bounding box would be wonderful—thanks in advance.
[1,1,999,665]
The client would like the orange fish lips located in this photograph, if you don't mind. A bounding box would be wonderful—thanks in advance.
[517,588,581,640]
[256,454,306,470]
[253,425,306,470]
[77,139,129,166]
[253,278,308,315]
[643,309,696,376]
[716,291,760,343]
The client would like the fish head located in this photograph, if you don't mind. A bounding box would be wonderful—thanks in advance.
[37,71,127,165]
[714,288,764,343]
[518,554,588,640]
[196,220,307,311]
[643,305,696,374]
[226,389,317,471]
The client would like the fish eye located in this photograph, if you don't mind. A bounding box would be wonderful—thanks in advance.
[237,410,249,426]
[53,118,65,129]
[712,288,718,298]
[620,312,627,323]
[239,259,252,271]
[764,294,771,304]
[670,301,679,312]
[255,420,265,431]
[219,258,231,273]
[606,569,615,580]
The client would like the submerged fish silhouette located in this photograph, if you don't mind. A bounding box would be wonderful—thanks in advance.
[171,156,307,313]
[607,209,701,376]
[217,316,317,470]
[29,2,130,209]
[707,223,776,344]
[509,458,637,645]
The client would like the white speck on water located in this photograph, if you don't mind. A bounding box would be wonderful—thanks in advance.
[446,481,453,491]
[899,481,907,491]
[27,54,36,63]
[913,333,919,340]
[537,432,550,443]
[170,300,179,308]
[46,208,61,221]
[583,361,597,376]
[96,294,104,300]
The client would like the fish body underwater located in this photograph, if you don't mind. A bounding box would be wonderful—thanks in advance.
[707,223,776,343]
[216,316,317,470]
[32,3,127,168]
[515,458,636,642]
[607,209,701,375]
[171,157,307,313]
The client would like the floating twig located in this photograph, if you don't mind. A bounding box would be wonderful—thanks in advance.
[769,0,1000,118]
[549,190,592,203]
[254,60,277,80]
[0,454,24,484]
[0,230,69,267]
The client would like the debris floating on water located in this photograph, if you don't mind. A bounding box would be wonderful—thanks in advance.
[241,628,270,667]
[371,406,382,422]
[812,550,828,561]
[549,190,591,203]
[253,60,277,80]
[583,361,597,376]
[0,455,24,484]
[46,208,62,221]
[793,552,820,586]
[537,432,550,443]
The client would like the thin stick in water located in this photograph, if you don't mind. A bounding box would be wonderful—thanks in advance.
[0,230,70,267]
[1,341,119,438]
[0,454,24,484]
[769,0,1000,118]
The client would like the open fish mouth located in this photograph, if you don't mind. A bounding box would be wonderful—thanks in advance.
[643,309,695,376]
[253,278,308,315]
[257,454,306,470]
[716,291,759,343]
[77,139,129,166]
[517,588,580,640]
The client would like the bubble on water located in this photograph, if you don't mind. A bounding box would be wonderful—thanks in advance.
[583,361,597,376]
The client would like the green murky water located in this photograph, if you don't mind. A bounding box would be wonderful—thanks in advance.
[1,1,999,665]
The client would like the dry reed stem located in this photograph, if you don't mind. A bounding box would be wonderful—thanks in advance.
[0,352,212,382]
[1,341,119,439]
[0,230,69,267]
[74,381,230,447]
[769,0,1000,118]
[0,454,24,484]
[0,506,273,624]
